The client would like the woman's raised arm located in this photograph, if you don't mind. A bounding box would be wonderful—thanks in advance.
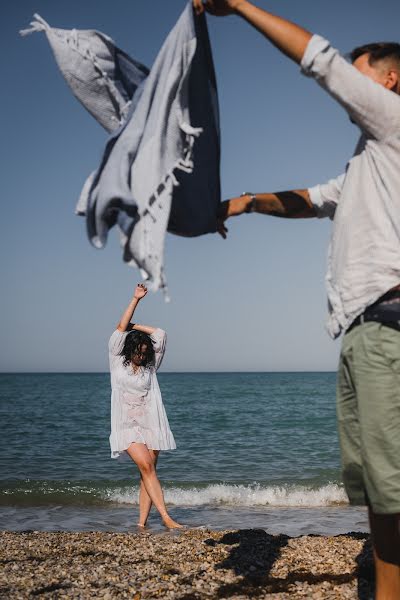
[117,284,150,332]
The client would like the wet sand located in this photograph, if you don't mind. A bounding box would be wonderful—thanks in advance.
[0,529,374,599]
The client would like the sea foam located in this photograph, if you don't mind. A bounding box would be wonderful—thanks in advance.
[105,483,348,508]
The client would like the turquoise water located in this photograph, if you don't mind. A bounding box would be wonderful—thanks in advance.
[0,373,368,535]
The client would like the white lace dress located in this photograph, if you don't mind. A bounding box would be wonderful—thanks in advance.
[108,328,176,459]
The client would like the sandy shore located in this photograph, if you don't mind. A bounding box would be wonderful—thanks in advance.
[0,529,374,599]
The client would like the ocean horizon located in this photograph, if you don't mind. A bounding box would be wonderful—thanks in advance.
[0,370,338,374]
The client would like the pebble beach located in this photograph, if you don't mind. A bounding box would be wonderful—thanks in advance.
[0,529,374,599]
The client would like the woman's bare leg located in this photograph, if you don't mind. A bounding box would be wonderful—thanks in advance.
[126,442,182,529]
[138,449,159,526]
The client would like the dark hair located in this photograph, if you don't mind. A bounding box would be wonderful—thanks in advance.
[350,42,400,68]
[120,330,155,368]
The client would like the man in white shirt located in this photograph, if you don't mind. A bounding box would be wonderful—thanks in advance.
[193,0,400,597]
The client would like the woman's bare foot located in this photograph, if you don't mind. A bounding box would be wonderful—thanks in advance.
[137,522,146,528]
[162,514,184,529]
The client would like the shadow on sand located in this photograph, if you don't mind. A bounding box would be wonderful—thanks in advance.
[202,529,374,598]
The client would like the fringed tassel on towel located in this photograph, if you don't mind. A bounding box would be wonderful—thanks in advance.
[138,124,202,302]
[176,123,202,173]
[20,14,50,36]
[142,124,203,221]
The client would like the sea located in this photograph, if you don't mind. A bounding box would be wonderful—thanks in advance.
[0,372,368,537]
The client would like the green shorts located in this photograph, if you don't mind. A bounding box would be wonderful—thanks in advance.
[337,321,400,514]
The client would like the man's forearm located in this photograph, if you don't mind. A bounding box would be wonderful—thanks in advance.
[222,189,315,219]
[235,1,312,64]
[252,190,316,218]
[217,189,315,238]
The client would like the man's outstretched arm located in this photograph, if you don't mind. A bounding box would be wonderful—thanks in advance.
[218,190,316,238]
[193,0,312,64]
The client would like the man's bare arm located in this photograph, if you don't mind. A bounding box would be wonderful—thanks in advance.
[224,189,315,218]
[253,190,315,218]
[218,190,316,238]
[194,0,312,64]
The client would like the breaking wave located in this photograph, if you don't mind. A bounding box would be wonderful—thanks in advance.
[108,482,347,507]
[1,480,348,508]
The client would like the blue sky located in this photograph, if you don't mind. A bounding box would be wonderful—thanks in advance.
[2,0,399,372]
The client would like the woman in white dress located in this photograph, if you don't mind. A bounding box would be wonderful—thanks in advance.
[109,283,182,529]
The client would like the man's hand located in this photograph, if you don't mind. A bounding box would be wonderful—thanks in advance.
[217,195,252,238]
[193,0,246,17]
[133,283,148,300]
[217,218,228,239]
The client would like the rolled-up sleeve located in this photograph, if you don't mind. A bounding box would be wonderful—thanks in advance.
[301,35,400,140]
[308,172,345,219]
[108,330,129,356]
[150,328,167,370]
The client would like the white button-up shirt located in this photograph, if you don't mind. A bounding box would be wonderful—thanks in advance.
[302,35,400,338]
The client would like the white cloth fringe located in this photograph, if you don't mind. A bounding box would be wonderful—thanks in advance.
[20,13,50,36]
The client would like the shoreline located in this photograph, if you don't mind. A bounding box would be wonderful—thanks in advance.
[0,503,370,539]
[1,529,374,599]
